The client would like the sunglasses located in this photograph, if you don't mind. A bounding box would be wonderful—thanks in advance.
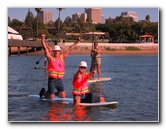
[79,67,86,69]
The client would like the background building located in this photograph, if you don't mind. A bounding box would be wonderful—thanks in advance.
[80,13,87,22]
[85,8,102,24]
[39,10,53,24]
[105,17,115,23]
[101,14,105,24]
[72,13,81,22]
[121,11,138,22]
[72,13,87,22]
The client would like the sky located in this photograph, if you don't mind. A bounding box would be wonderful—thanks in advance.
[8,8,159,23]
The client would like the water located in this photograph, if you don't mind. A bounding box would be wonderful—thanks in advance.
[8,55,158,122]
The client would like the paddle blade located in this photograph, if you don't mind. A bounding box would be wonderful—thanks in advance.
[36,61,39,64]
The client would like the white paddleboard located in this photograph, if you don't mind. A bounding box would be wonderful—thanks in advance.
[34,67,46,69]
[79,101,118,106]
[28,95,118,106]
[28,95,73,102]
[88,77,111,83]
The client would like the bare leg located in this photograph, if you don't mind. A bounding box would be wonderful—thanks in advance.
[49,93,55,99]
[100,96,105,102]
[59,91,66,98]
[74,96,81,106]
[97,64,101,79]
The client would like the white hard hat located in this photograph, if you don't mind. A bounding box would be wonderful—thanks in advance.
[78,61,87,67]
[52,45,61,51]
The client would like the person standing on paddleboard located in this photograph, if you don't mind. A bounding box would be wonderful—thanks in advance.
[39,34,81,99]
[91,42,101,80]
[72,61,105,105]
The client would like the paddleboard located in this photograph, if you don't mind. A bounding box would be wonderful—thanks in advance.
[88,77,111,83]
[79,101,118,106]
[28,95,73,103]
[28,95,118,106]
[34,66,46,69]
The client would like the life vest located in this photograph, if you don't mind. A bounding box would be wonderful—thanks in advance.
[47,54,65,79]
[72,72,89,95]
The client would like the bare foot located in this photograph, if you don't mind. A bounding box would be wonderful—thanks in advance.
[100,96,105,102]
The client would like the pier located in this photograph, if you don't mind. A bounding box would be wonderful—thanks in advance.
[8,39,55,56]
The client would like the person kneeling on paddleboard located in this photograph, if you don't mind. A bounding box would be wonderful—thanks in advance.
[39,34,81,100]
[72,61,105,105]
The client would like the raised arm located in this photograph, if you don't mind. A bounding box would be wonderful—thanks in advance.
[63,37,81,59]
[41,34,52,60]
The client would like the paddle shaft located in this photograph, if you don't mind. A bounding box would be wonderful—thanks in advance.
[90,30,94,72]
[36,54,45,64]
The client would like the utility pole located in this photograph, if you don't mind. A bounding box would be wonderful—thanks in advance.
[28,8,34,39]
[56,8,64,43]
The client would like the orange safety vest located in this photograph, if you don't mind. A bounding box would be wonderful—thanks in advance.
[47,54,65,79]
[72,72,89,95]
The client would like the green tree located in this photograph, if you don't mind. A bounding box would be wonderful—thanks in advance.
[8,16,11,26]
[24,9,35,38]
[56,8,65,42]
[145,15,150,22]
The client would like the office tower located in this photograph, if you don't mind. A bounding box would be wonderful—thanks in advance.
[101,14,105,24]
[80,13,87,22]
[85,8,102,23]
[72,13,87,22]
[72,13,81,22]
[39,10,53,24]
[121,11,138,22]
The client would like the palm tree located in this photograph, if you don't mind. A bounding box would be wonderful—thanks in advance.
[35,8,42,38]
[56,8,65,42]
[145,15,150,22]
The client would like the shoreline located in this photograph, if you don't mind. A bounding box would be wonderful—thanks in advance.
[10,43,158,56]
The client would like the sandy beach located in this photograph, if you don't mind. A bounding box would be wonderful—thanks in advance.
[10,43,158,56]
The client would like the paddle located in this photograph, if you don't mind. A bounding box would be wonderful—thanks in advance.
[35,54,45,64]
[90,29,95,72]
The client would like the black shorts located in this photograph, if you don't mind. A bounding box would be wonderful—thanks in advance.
[73,93,100,103]
[47,78,65,94]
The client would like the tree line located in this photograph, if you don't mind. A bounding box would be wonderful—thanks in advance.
[8,8,158,43]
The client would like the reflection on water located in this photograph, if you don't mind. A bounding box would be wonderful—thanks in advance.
[42,102,90,121]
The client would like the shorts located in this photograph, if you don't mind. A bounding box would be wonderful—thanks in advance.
[92,57,101,65]
[47,78,65,94]
[73,92,100,103]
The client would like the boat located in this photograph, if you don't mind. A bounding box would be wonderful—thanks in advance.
[8,26,23,40]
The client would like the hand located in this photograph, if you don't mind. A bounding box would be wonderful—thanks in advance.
[77,37,81,42]
[41,34,46,39]
[92,70,96,74]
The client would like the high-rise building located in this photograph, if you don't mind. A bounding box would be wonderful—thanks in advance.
[80,13,87,22]
[101,14,105,24]
[39,10,53,24]
[85,8,102,24]
[121,11,138,22]
[72,13,81,22]
[72,13,87,22]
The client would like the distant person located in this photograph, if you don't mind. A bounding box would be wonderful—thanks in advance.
[72,61,105,105]
[54,40,58,45]
[39,34,81,100]
[90,42,101,79]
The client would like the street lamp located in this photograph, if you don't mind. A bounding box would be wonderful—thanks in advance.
[56,8,64,43]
